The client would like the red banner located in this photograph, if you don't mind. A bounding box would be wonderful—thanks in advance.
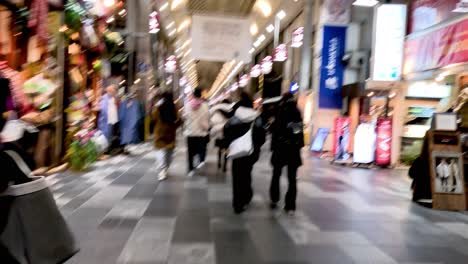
[333,117,350,157]
[404,18,468,74]
[375,118,392,166]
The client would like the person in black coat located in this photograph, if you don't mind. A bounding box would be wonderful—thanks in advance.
[224,92,266,214]
[269,93,304,214]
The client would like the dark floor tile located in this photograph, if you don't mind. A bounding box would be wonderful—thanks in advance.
[143,194,180,217]
[111,172,145,185]
[124,183,159,199]
[99,217,139,229]
[214,230,262,264]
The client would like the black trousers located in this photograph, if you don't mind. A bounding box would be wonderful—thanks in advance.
[217,147,228,172]
[231,156,254,211]
[187,136,207,171]
[270,164,298,211]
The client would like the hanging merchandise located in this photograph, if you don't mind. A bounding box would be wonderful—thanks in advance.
[333,117,350,160]
[119,96,144,145]
[261,56,273,74]
[375,118,392,166]
[64,0,86,33]
[28,0,49,44]
[353,123,377,163]
[81,19,99,49]
[250,64,261,78]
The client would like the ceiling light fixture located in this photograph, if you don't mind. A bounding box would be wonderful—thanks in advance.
[266,24,274,33]
[178,19,191,32]
[106,16,115,23]
[352,0,379,7]
[160,2,169,11]
[168,29,177,37]
[118,9,126,16]
[453,0,468,12]
[249,48,255,54]
[258,34,266,42]
[171,0,184,10]
[250,23,258,36]
[103,0,116,8]
[255,0,272,17]
[276,10,286,20]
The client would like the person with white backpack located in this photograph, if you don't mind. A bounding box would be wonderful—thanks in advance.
[224,92,266,214]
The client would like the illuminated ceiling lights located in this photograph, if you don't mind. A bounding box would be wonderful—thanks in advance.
[266,24,274,33]
[166,21,175,30]
[276,10,286,20]
[352,0,379,7]
[168,29,177,37]
[249,48,255,54]
[160,2,169,11]
[178,18,191,32]
[453,0,468,12]
[254,0,272,17]
[103,0,116,8]
[250,23,258,36]
[171,0,185,10]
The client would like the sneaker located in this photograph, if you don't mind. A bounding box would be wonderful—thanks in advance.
[158,169,168,181]
[284,209,295,216]
[188,171,195,177]
[196,161,206,170]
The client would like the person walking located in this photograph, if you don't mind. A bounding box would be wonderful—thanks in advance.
[224,92,266,214]
[184,87,210,176]
[152,92,182,181]
[210,99,233,172]
[269,93,304,215]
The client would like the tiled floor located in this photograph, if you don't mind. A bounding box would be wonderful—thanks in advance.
[46,143,468,264]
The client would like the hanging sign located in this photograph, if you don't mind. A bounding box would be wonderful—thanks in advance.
[239,74,249,87]
[250,64,261,78]
[408,0,459,34]
[291,27,304,48]
[165,55,177,73]
[149,11,160,34]
[273,44,288,62]
[375,118,392,166]
[318,26,347,109]
[261,56,273,74]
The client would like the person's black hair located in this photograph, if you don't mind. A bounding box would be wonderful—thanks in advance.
[0,78,12,131]
[237,92,253,108]
[221,99,231,104]
[193,87,202,98]
[159,92,177,124]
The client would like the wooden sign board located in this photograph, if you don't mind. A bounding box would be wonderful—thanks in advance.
[428,131,466,210]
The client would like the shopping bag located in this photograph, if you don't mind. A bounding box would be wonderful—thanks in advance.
[227,127,254,159]
[0,151,78,264]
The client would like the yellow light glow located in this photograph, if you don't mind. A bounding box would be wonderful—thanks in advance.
[103,0,116,8]
[255,0,272,17]
[171,0,185,10]
[250,23,258,35]
[178,19,191,32]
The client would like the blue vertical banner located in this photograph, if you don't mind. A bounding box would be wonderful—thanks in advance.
[318,25,347,109]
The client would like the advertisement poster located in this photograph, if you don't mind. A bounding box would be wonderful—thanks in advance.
[310,128,330,152]
[319,26,346,109]
[274,44,287,62]
[291,27,304,48]
[191,15,251,62]
[408,0,459,34]
[404,18,468,74]
[372,4,406,81]
[333,117,350,160]
[319,0,353,25]
[376,118,392,166]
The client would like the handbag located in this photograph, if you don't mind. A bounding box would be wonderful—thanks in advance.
[0,151,78,264]
[227,125,254,159]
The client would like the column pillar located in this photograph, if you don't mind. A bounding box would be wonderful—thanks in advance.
[299,0,314,93]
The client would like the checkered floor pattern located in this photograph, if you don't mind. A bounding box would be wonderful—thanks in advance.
[43,143,468,264]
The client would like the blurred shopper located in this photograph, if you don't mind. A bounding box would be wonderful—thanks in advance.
[152,92,182,181]
[98,85,121,154]
[269,93,304,215]
[184,87,210,176]
[210,99,233,172]
[224,92,266,214]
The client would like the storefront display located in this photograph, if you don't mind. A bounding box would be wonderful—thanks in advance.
[375,118,392,166]
[333,116,350,160]
[353,122,376,164]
